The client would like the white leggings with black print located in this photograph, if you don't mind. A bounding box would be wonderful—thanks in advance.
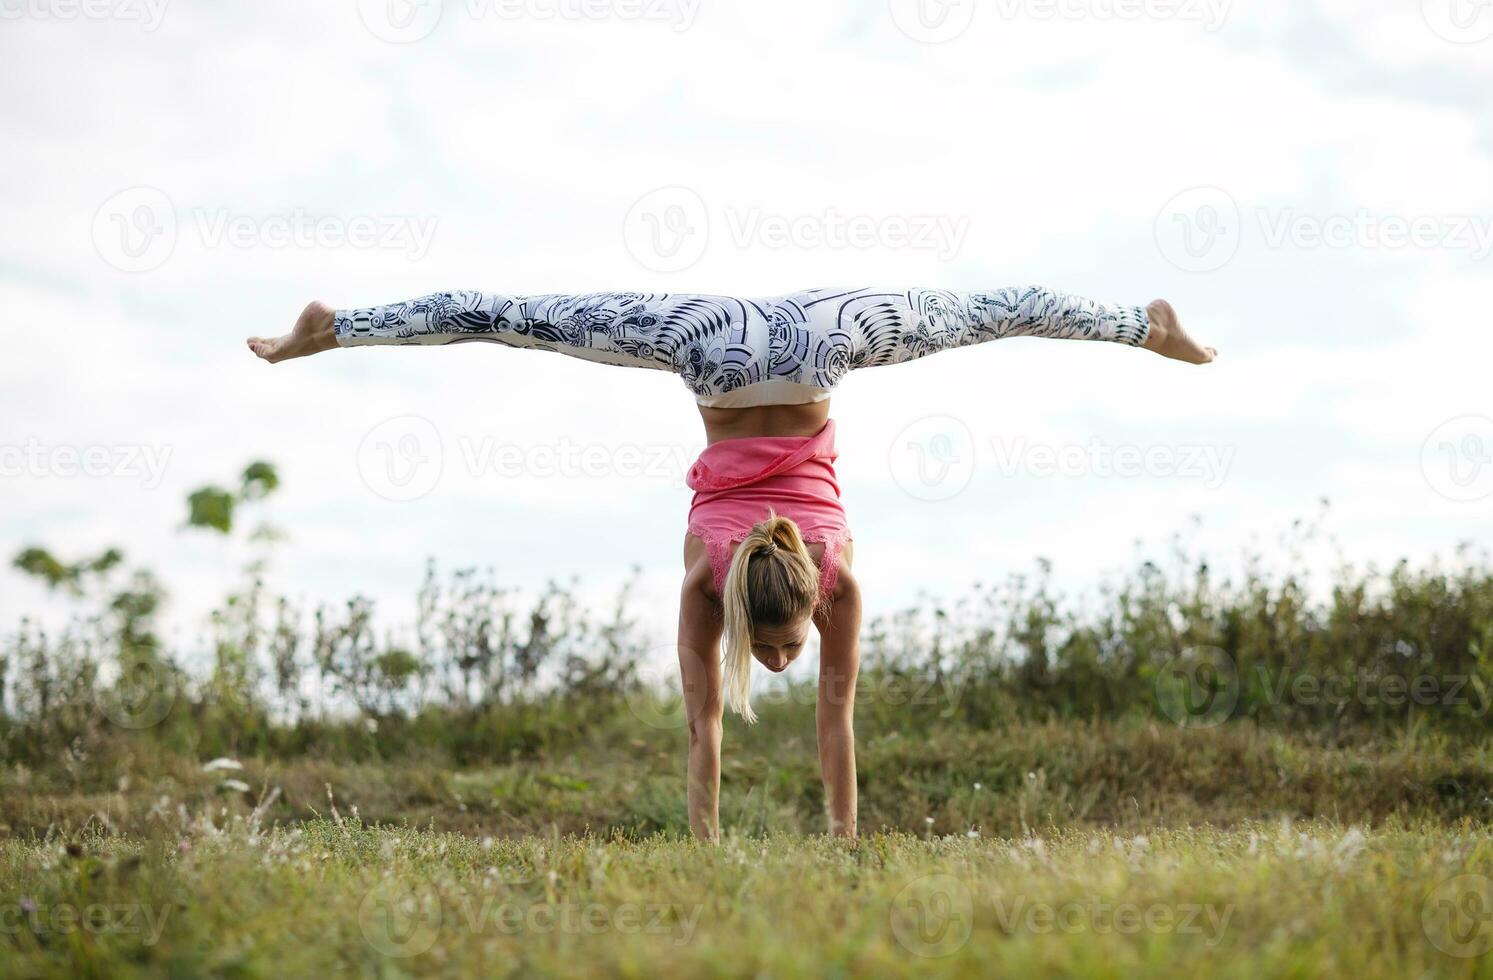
[334,286,1150,408]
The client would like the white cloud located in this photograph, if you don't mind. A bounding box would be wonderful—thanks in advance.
[3,0,1489,639]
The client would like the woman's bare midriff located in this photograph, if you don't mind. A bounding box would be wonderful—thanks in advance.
[697,400,831,445]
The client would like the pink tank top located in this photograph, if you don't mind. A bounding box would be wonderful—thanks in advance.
[686,420,851,605]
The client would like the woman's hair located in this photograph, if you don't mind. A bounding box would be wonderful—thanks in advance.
[720,513,820,724]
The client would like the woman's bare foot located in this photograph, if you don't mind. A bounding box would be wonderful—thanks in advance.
[246,302,339,364]
[1143,299,1217,365]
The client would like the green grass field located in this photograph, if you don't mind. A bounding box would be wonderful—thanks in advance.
[3,819,1491,978]
[6,493,1493,976]
[2,715,1491,978]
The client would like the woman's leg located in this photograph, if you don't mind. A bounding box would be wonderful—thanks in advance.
[774,285,1214,387]
[330,290,682,374]
[247,287,1215,374]
[247,291,783,394]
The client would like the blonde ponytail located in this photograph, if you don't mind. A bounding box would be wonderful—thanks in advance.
[721,514,820,723]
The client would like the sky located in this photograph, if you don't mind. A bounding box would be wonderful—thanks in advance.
[2,0,1491,658]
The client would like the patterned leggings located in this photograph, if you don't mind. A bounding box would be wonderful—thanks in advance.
[333,286,1150,404]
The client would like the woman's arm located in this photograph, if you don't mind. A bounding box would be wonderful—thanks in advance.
[815,554,861,838]
[678,544,725,841]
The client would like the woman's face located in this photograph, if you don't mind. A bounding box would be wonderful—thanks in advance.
[750,617,811,673]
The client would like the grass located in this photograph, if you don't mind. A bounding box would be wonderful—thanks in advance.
[2,819,1491,978]
[5,496,1493,975]
[4,709,1490,840]
[2,716,1491,977]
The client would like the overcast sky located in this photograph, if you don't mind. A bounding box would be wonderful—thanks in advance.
[3,0,1491,655]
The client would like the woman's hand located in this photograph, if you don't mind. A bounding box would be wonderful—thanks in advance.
[815,550,861,838]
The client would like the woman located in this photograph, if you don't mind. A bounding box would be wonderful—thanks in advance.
[247,287,1215,839]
